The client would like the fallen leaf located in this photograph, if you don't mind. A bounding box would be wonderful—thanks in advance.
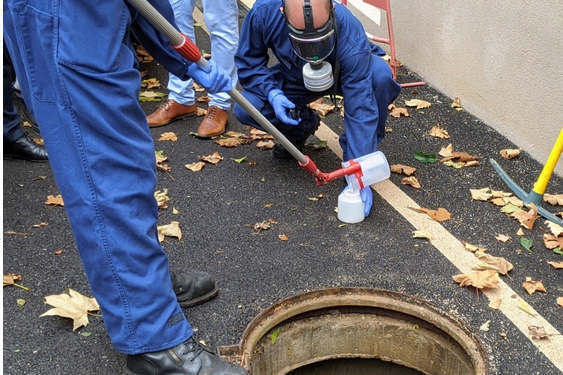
[544,193,563,206]
[193,82,205,92]
[141,78,161,89]
[278,234,289,241]
[33,137,44,145]
[543,234,563,249]
[470,188,492,201]
[185,161,205,172]
[451,97,462,109]
[40,289,100,331]
[511,203,538,229]
[405,98,431,109]
[518,299,536,316]
[157,221,182,242]
[489,298,502,310]
[490,197,507,206]
[214,137,244,148]
[200,152,223,165]
[413,207,451,222]
[401,176,421,189]
[500,148,522,159]
[195,107,207,116]
[390,164,416,176]
[440,151,479,163]
[172,207,179,215]
[23,121,32,128]
[388,104,410,118]
[558,297,563,307]
[253,220,272,232]
[17,298,26,309]
[155,150,168,164]
[504,196,524,207]
[414,152,438,163]
[412,230,432,240]
[516,228,525,236]
[501,203,524,215]
[224,131,248,139]
[528,326,550,340]
[547,261,563,269]
[45,195,64,206]
[135,45,151,57]
[307,140,328,150]
[32,222,49,228]
[158,132,178,142]
[545,220,563,237]
[491,190,512,198]
[439,143,454,158]
[442,160,465,169]
[479,320,490,332]
[249,128,274,141]
[519,237,533,252]
[256,140,275,150]
[268,327,280,344]
[154,189,170,209]
[3,273,23,287]
[197,95,210,102]
[453,270,499,289]
[231,156,247,164]
[309,98,335,116]
[139,90,166,102]
[54,249,64,255]
[522,277,546,295]
[462,241,487,253]
[473,251,513,275]
[495,234,511,242]
[429,125,450,139]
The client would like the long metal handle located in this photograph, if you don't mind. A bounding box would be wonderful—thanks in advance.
[126,0,308,164]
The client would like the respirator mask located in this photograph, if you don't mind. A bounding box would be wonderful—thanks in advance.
[285,0,337,92]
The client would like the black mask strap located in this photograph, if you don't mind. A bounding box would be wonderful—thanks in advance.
[303,0,315,32]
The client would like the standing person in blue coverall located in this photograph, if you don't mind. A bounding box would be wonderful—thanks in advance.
[234,0,401,217]
[3,0,247,374]
[147,0,239,139]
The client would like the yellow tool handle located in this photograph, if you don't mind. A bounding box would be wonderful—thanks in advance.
[533,127,563,194]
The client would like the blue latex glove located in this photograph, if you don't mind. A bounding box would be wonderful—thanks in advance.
[360,186,373,217]
[186,60,232,94]
[268,89,299,126]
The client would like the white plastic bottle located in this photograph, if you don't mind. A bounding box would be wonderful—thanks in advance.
[337,188,365,223]
[342,151,390,191]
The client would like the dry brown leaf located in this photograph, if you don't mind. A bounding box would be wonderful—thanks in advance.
[500,148,522,159]
[278,234,289,241]
[412,231,432,240]
[558,297,563,307]
[470,187,492,201]
[473,251,513,275]
[214,137,244,148]
[141,78,161,89]
[543,234,563,249]
[253,220,272,232]
[158,132,178,142]
[401,176,421,189]
[504,196,524,207]
[249,128,274,141]
[522,277,546,295]
[516,228,525,236]
[413,207,451,222]
[196,95,210,102]
[45,194,64,206]
[441,151,479,163]
[491,190,513,198]
[154,189,170,209]
[224,131,248,139]
[547,261,563,269]
[3,273,22,286]
[489,298,502,310]
[545,220,563,237]
[193,82,205,92]
[511,203,539,229]
[54,249,64,255]
[200,152,223,165]
[544,193,563,206]
[453,270,499,289]
[195,107,207,116]
[390,164,416,176]
[405,98,431,109]
[388,104,410,118]
[32,222,49,228]
[439,143,454,158]
[157,221,182,242]
[528,326,551,340]
[464,160,480,167]
[429,125,450,139]
[451,97,462,109]
[185,161,205,172]
[495,234,511,242]
[462,241,487,253]
[256,140,275,150]
[490,197,507,206]
[155,151,168,164]
[309,98,335,116]
[157,163,171,172]
[40,289,100,331]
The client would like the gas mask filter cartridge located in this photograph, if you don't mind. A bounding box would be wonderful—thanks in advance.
[303,61,334,92]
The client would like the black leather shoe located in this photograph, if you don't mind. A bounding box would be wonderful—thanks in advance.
[126,337,248,375]
[171,271,218,307]
[4,133,48,161]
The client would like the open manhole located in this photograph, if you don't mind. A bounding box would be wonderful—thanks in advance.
[220,288,487,375]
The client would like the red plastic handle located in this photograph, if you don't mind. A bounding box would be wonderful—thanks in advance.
[172,33,201,62]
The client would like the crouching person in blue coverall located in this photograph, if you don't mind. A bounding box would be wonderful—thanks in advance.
[234,0,401,217]
[3,0,247,374]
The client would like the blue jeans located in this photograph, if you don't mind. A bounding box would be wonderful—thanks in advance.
[3,0,191,354]
[167,0,238,110]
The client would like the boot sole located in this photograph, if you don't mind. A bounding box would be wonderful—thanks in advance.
[177,282,219,308]
[148,113,196,128]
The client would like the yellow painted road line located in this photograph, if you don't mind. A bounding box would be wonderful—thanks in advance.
[315,124,563,371]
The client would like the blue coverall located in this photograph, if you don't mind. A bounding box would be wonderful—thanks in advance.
[4,0,199,354]
[234,0,401,161]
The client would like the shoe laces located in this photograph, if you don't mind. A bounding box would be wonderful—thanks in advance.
[180,338,205,361]
[158,99,173,111]
[206,106,219,120]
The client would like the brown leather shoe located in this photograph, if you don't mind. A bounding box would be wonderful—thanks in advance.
[197,106,228,138]
[147,99,197,128]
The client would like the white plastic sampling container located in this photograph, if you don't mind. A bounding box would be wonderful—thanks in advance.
[342,151,390,191]
[337,188,365,223]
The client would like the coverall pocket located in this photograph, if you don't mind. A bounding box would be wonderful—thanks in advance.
[12,3,57,102]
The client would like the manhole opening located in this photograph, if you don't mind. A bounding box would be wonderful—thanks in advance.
[221,288,487,375]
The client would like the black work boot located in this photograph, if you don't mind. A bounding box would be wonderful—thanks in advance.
[272,106,320,160]
[4,133,48,161]
[170,271,218,307]
[126,337,248,375]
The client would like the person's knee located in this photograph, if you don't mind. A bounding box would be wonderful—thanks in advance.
[233,103,251,124]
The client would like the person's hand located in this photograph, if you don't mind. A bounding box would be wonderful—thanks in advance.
[186,60,232,94]
[360,186,373,216]
[268,89,299,126]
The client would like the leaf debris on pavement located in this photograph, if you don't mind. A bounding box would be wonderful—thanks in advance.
[157,221,182,242]
[499,148,522,159]
[200,152,223,165]
[411,206,451,222]
[45,194,64,206]
[40,289,100,331]
[185,161,205,172]
[390,164,416,176]
[453,270,499,289]
[522,277,546,295]
[428,125,450,139]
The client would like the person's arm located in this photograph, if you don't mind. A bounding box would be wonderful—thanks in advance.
[235,5,282,97]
